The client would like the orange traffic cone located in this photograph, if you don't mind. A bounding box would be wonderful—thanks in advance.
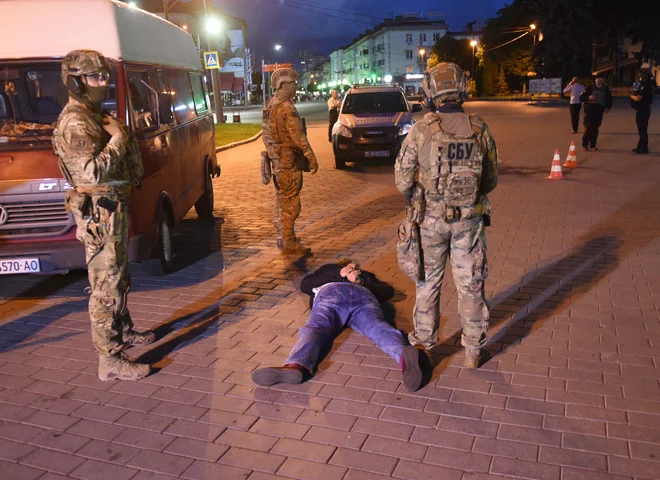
[564,141,578,168]
[548,149,563,179]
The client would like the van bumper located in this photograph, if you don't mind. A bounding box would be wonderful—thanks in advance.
[0,233,151,275]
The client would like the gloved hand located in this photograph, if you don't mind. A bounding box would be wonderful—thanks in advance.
[103,117,126,141]
[307,154,318,175]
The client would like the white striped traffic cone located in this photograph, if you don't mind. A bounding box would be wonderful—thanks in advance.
[564,141,578,168]
[548,149,563,180]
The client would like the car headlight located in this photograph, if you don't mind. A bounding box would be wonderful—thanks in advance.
[333,123,353,138]
[398,123,412,136]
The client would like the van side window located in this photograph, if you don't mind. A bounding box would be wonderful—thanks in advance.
[127,70,155,130]
[189,72,208,115]
[165,69,196,124]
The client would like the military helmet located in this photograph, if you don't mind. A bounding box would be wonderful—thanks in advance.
[61,50,110,86]
[422,62,468,106]
[271,68,299,90]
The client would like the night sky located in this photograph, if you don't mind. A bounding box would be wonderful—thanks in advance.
[214,0,509,61]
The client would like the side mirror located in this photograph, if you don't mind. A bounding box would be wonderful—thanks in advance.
[412,103,423,112]
[157,93,173,125]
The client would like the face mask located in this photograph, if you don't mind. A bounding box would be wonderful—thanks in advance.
[85,85,109,104]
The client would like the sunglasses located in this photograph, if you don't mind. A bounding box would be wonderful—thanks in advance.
[85,72,110,82]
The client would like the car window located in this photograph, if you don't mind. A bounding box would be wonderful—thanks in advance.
[342,92,407,114]
[127,70,155,130]
[165,69,197,124]
[189,72,208,115]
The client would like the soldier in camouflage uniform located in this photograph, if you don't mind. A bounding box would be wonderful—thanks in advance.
[52,50,154,381]
[262,68,318,255]
[395,63,499,368]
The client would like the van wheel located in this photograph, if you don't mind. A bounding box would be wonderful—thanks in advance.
[143,210,173,276]
[334,154,346,170]
[194,170,214,218]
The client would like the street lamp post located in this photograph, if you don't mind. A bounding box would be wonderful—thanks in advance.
[530,23,537,45]
[470,40,478,78]
[418,48,426,74]
[203,0,225,123]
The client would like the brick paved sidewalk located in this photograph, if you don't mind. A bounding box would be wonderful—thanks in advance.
[0,102,659,479]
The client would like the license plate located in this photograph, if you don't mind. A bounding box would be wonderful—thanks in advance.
[0,258,41,274]
[365,150,390,157]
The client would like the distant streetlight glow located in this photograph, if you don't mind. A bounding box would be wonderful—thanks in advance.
[470,40,478,48]
[530,23,536,30]
[275,44,282,51]
[384,74,392,83]
[418,48,426,56]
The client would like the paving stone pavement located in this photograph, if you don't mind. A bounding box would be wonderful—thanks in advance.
[1,101,659,479]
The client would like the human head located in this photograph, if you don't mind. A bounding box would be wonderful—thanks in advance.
[331,90,338,99]
[571,76,579,84]
[422,62,468,109]
[271,68,298,98]
[61,49,111,105]
[595,76,604,87]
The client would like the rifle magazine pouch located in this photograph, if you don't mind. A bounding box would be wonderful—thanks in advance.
[397,219,424,283]
[261,151,272,185]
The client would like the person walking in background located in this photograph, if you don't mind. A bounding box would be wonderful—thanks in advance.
[327,89,342,142]
[563,77,585,134]
[579,75,613,151]
[630,70,654,154]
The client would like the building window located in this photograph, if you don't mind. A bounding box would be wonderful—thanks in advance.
[378,60,385,66]
[405,50,413,60]
[406,65,414,73]
[433,32,442,42]
[420,33,427,43]
[406,33,413,43]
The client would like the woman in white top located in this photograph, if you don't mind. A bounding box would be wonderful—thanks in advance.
[563,77,585,134]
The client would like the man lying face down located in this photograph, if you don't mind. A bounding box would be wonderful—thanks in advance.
[251,259,423,391]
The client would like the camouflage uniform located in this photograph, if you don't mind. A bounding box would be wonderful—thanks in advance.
[395,63,498,366]
[52,50,152,381]
[262,68,318,254]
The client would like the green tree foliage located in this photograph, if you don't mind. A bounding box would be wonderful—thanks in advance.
[494,67,509,94]
[430,36,474,73]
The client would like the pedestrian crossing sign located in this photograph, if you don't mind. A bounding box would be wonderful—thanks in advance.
[204,51,220,69]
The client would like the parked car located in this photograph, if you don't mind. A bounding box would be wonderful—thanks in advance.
[331,85,422,169]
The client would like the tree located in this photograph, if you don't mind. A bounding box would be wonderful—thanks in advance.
[430,36,473,73]
[494,67,509,94]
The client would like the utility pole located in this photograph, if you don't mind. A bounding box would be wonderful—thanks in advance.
[202,0,224,123]
[262,56,266,107]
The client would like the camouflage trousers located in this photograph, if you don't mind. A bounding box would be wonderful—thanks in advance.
[410,210,489,349]
[75,196,133,357]
[273,166,303,241]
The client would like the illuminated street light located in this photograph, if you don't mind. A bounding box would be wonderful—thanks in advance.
[470,40,478,48]
[275,44,282,51]
[530,23,537,30]
[384,74,392,83]
[205,16,223,34]
[418,48,426,74]
[470,40,478,76]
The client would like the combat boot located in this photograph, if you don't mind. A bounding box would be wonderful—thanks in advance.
[123,329,156,348]
[281,237,311,255]
[98,352,151,381]
[464,347,491,369]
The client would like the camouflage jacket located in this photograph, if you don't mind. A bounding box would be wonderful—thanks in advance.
[262,96,316,165]
[395,110,498,202]
[52,98,142,194]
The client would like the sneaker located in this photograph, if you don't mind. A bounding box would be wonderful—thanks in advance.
[633,148,649,154]
[98,352,151,381]
[251,364,306,386]
[399,346,422,391]
[464,348,492,369]
[123,329,156,348]
[590,147,598,151]
[571,130,577,134]
[582,145,589,151]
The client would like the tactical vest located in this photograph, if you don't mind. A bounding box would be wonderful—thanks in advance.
[418,112,485,208]
[262,97,299,159]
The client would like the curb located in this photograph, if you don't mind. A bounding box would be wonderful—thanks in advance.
[216,130,263,152]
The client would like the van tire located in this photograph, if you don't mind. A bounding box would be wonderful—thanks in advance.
[334,154,346,170]
[143,210,174,276]
[194,170,214,218]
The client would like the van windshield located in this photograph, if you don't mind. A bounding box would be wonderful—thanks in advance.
[0,61,117,144]
[342,92,408,115]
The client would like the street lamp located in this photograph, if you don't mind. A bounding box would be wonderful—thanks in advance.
[529,23,538,45]
[275,44,282,51]
[418,48,426,73]
[470,40,478,77]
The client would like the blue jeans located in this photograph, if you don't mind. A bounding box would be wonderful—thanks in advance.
[286,283,407,372]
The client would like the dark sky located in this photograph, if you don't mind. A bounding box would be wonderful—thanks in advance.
[213,0,509,61]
